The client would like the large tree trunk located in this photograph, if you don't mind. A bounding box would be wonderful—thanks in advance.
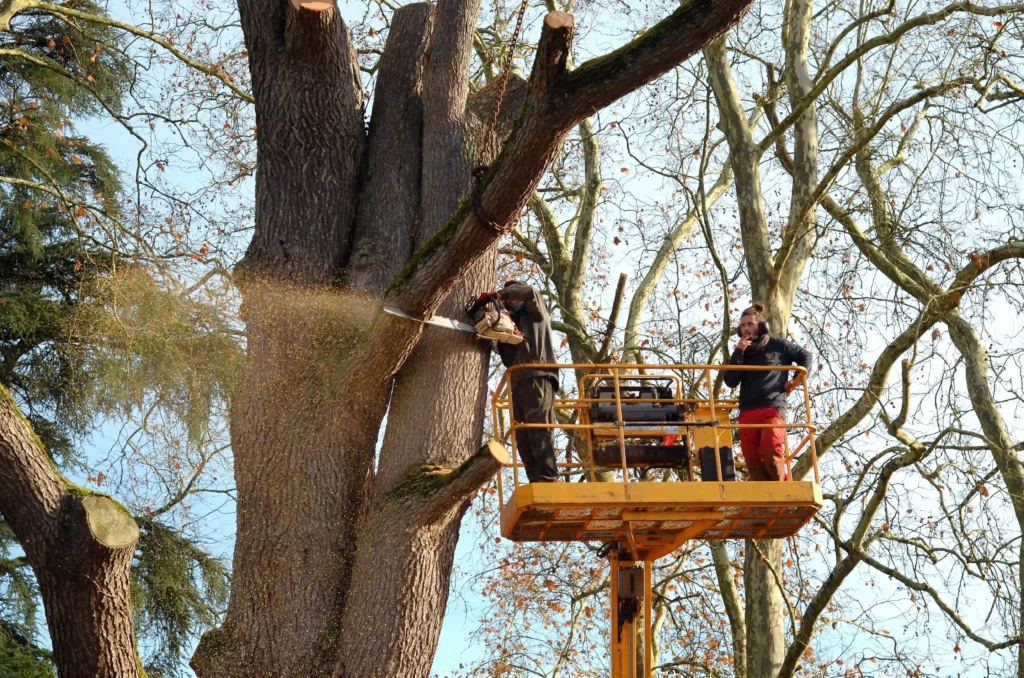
[191,0,371,671]
[705,36,788,678]
[335,0,500,671]
[0,386,141,678]
[706,0,820,664]
[192,1,756,676]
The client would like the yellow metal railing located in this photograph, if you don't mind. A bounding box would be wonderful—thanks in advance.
[491,363,819,508]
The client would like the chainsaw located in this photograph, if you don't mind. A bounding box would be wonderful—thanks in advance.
[382,300,523,345]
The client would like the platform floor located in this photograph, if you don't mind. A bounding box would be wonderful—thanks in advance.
[500,481,822,560]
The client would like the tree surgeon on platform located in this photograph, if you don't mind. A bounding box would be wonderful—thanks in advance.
[480,281,559,482]
[723,303,812,481]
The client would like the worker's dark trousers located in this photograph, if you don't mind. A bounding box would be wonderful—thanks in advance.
[511,377,559,483]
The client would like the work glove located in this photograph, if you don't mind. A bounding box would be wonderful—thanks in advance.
[477,291,500,303]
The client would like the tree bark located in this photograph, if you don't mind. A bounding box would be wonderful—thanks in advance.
[743,541,785,677]
[236,0,365,285]
[0,386,141,678]
[347,3,432,295]
[335,1,499,666]
[335,443,505,676]
[710,541,747,678]
[704,37,775,298]
[193,0,372,671]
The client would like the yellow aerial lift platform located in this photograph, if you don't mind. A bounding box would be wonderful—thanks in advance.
[489,363,822,677]
[500,480,821,560]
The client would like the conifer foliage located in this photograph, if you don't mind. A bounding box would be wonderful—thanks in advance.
[1,3,126,673]
[0,3,235,675]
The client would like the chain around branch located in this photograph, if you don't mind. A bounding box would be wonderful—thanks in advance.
[489,0,530,140]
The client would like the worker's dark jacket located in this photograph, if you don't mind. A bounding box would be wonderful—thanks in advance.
[723,336,812,412]
[496,284,559,386]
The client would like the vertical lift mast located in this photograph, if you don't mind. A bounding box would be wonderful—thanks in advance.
[609,552,651,678]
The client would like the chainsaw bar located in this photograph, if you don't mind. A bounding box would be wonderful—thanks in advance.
[382,305,523,345]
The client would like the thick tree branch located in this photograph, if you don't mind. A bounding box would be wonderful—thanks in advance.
[948,241,1024,296]
[348,3,432,294]
[0,387,65,543]
[468,75,529,135]
[388,440,507,525]
[840,123,1024,664]
[889,359,912,434]
[597,273,627,362]
[234,0,365,284]
[0,386,141,678]
[423,0,479,125]
[528,192,569,279]
[705,36,775,299]
[945,310,1024,671]
[773,0,817,307]
[557,118,602,370]
[563,0,754,119]
[566,118,600,292]
[385,12,575,314]
[285,0,345,64]
[946,310,1024,516]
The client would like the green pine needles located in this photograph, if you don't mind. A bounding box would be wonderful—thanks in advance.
[132,520,230,678]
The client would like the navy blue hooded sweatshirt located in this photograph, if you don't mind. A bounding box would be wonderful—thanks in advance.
[723,336,812,412]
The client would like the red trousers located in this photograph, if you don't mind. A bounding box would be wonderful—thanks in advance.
[738,407,789,481]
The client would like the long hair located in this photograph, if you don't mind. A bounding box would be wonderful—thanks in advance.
[740,302,771,351]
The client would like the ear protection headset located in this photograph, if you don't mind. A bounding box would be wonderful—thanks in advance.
[735,310,770,337]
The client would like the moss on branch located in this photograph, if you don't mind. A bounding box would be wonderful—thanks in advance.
[3,384,135,519]
[386,443,495,502]
[0,384,50,461]
[387,199,471,294]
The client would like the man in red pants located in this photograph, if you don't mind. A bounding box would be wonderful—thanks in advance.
[723,303,812,481]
